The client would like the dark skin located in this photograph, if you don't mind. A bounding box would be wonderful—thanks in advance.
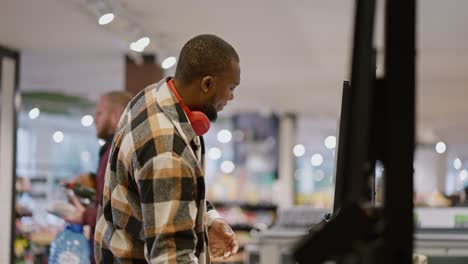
[173,59,241,121]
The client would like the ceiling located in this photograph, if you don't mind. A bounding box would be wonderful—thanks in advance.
[1,0,468,157]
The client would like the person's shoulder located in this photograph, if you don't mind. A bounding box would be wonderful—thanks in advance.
[125,83,165,123]
[128,83,158,109]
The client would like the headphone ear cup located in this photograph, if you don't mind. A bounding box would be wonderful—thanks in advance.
[167,79,211,136]
[189,111,211,136]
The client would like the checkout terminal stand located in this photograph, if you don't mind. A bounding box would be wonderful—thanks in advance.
[245,207,328,264]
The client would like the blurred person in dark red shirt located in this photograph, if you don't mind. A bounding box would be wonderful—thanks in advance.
[64,91,133,264]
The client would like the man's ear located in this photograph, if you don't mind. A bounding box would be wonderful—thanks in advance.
[200,76,214,94]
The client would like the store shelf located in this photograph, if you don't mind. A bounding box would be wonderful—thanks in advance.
[212,201,277,211]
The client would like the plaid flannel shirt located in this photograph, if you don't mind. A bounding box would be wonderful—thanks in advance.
[95,78,211,263]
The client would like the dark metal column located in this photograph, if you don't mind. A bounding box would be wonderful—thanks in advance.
[382,0,416,263]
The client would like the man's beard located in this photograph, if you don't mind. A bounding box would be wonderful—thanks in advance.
[97,125,113,139]
[97,129,108,139]
[201,104,218,122]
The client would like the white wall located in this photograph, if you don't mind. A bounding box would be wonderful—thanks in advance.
[414,145,446,194]
[0,55,19,264]
[20,51,125,101]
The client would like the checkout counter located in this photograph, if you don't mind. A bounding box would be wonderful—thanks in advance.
[415,207,468,264]
[245,207,468,264]
[246,207,328,264]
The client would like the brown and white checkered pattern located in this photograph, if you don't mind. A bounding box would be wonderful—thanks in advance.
[95,78,210,263]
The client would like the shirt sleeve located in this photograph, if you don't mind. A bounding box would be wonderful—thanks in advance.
[82,206,98,229]
[138,153,198,263]
[205,201,223,227]
[206,209,223,227]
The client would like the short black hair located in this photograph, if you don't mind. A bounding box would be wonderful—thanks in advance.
[175,34,239,84]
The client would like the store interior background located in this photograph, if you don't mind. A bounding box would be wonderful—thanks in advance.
[1,0,468,263]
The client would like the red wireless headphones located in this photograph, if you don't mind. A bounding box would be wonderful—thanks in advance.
[167,79,211,136]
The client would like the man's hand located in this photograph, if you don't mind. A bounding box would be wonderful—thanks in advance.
[63,192,85,225]
[208,219,239,259]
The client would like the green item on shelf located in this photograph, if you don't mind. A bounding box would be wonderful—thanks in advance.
[63,182,96,200]
[454,214,468,227]
[413,212,419,227]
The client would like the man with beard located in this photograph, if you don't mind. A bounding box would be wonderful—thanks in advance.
[64,91,133,264]
[95,34,240,263]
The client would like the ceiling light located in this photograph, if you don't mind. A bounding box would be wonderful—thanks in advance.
[129,36,151,53]
[460,170,468,181]
[221,160,235,174]
[454,158,462,170]
[130,42,145,52]
[435,141,446,154]
[324,136,337,149]
[161,56,177,69]
[98,13,114,25]
[137,37,150,47]
[293,144,306,157]
[81,115,94,127]
[217,129,232,144]
[53,131,64,143]
[208,147,222,160]
[29,108,40,119]
[311,153,324,167]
